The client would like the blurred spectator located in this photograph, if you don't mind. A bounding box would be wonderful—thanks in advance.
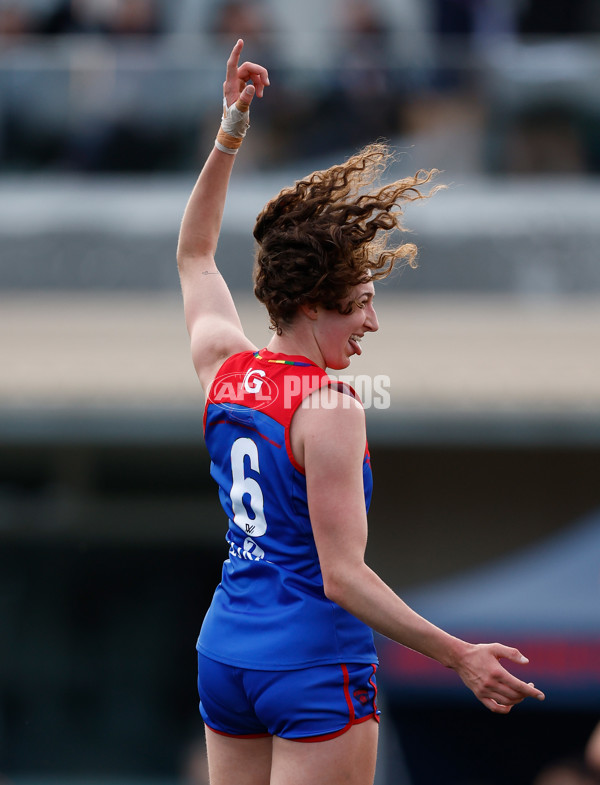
[284,0,400,160]
[504,103,588,174]
[210,0,264,46]
[0,4,34,38]
[429,0,520,89]
[1,0,600,175]
[444,0,520,43]
[433,0,479,38]
[107,0,160,36]
[429,0,474,90]
[40,0,161,36]
[40,0,107,34]
[343,0,389,41]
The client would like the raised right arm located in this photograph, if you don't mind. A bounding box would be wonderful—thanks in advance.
[177,40,269,392]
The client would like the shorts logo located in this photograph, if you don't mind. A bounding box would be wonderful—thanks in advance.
[353,689,370,705]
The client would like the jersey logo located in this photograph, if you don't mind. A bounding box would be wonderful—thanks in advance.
[208,369,278,411]
[243,368,266,394]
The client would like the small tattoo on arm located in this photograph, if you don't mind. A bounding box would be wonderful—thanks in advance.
[201,270,221,275]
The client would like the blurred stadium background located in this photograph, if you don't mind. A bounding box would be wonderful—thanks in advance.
[1,0,600,783]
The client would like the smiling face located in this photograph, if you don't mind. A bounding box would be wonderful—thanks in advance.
[313,280,379,370]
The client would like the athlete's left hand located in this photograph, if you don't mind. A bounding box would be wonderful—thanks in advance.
[453,642,545,713]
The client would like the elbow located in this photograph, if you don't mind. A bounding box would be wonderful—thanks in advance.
[176,248,186,274]
[177,248,215,275]
[322,556,371,608]
[322,577,339,605]
[322,568,353,607]
[176,246,192,272]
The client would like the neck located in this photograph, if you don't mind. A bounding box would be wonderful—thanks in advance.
[266,326,325,369]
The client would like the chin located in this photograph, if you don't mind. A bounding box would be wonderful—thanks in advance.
[327,356,351,371]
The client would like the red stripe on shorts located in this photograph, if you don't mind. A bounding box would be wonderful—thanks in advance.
[295,663,375,743]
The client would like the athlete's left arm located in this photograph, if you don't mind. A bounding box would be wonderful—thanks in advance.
[300,389,545,714]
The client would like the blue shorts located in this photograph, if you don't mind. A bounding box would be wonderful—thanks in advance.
[197,652,380,742]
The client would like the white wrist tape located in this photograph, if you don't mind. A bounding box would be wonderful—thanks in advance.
[222,96,250,137]
[215,96,250,154]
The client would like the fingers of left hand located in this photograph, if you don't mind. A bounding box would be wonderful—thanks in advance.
[506,675,545,702]
[482,697,513,714]
[485,672,544,706]
[490,658,545,700]
[528,682,546,701]
[488,688,525,706]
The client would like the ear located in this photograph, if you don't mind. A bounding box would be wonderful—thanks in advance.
[299,303,319,321]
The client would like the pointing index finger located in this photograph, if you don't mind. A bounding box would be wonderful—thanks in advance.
[504,672,545,702]
[226,38,244,77]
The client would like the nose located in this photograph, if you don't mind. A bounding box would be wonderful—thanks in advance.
[365,303,379,333]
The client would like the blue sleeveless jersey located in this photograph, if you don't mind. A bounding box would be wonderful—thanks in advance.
[197,348,377,670]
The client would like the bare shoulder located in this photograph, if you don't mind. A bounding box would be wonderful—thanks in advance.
[290,387,366,469]
[298,385,365,425]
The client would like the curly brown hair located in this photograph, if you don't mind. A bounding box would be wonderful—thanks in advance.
[253,142,441,334]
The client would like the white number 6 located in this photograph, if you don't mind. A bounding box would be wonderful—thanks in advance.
[230,437,267,537]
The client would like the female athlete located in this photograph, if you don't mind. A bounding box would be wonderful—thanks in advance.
[177,39,545,785]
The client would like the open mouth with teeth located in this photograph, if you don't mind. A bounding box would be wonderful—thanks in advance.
[348,334,363,355]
